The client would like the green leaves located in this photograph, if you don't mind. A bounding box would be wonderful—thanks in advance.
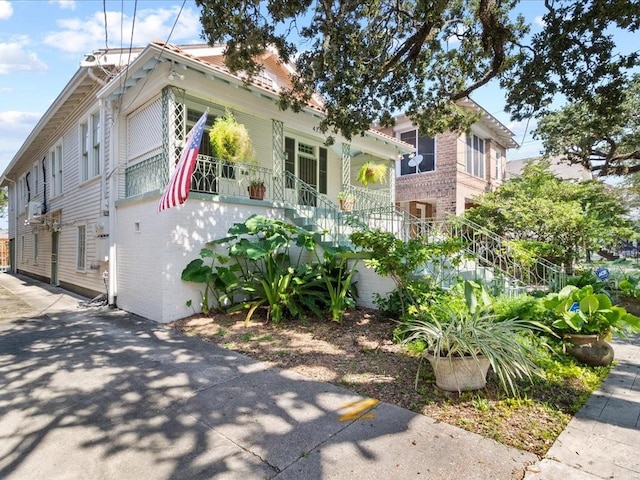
[544,284,640,337]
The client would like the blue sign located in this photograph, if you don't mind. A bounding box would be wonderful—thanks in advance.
[595,267,610,280]
[569,302,580,313]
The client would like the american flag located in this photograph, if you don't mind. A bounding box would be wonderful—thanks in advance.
[157,111,208,212]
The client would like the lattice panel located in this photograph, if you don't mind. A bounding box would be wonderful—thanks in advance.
[272,119,284,201]
[127,97,163,161]
[341,143,351,188]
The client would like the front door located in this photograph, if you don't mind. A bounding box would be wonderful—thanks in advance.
[298,154,318,206]
[51,231,59,286]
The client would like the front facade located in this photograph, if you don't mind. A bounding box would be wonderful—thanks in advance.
[1,42,408,322]
[386,100,518,220]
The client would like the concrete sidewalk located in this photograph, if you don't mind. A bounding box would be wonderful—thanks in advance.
[525,336,640,480]
[1,273,637,479]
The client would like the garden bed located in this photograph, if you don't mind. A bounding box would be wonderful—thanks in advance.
[170,307,609,457]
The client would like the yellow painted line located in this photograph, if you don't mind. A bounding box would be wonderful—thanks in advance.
[338,398,379,422]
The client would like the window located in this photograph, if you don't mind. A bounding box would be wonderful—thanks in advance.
[33,165,39,197]
[77,225,86,270]
[466,134,485,178]
[399,130,435,175]
[51,141,63,196]
[80,112,101,182]
[81,122,89,181]
[92,112,100,176]
[33,233,38,263]
[495,151,503,181]
[18,176,27,212]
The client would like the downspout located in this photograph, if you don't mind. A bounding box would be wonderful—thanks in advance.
[87,67,106,86]
[106,99,117,306]
[2,176,17,272]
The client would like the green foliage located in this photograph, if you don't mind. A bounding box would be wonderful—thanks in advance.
[617,274,640,299]
[531,74,640,177]
[184,215,359,324]
[357,162,388,186]
[465,161,634,272]
[375,278,445,320]
[181,248,240,314]
[543,284,640,337]
[318,245,359,322]
[196,0,528,140]
[0,187,7,219]
[209,110,255,163]
[398,281,547,395]
[351,228,462,316]
[197,0,637,144]
[504,1,639,129]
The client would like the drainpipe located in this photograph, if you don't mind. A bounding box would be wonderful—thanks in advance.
[1,175,17,272]
[106,99,117,307]
[87,67,106,86]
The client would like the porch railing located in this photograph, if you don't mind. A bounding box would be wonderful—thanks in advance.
[191,155,274,200]
[342,185,391,211]
[125,154,274,201]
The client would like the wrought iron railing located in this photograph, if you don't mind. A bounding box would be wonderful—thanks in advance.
[125,154,275,201]
[342,185,391,210]
[125,153,167,197]
[191,155,274,200]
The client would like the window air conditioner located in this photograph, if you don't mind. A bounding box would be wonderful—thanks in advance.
[27,201,43,221]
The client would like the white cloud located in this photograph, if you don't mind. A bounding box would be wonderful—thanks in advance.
[0,0,13,20]
[43,6,202,54]
[49,0,76,10]
[0,111,41,173]
[534,16,546,27]
[0,110,40,136]
[0,39,48,74]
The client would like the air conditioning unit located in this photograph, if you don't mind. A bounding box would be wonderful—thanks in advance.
[27,201,43,221]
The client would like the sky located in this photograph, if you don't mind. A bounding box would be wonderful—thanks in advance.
[0,0,635,228]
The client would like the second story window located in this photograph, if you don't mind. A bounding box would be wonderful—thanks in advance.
[399,130,435,176]
[80,112,101,182]
[51,141,63,197]
[466,134,485,179]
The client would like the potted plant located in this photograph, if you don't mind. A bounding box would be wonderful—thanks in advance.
[543,284,640,366]
[337,191,356,211]
[399,281,543,394]
[248,179,266,200]
[357,161,388,186]
[209,110,256,164]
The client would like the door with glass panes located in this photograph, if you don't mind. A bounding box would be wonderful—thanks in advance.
[285,137,327,206]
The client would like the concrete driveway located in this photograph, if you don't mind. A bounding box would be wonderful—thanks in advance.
[0,273,536,479]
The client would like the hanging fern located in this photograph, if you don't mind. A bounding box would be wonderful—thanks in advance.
[209,110,256,163]
[357,161,388,186]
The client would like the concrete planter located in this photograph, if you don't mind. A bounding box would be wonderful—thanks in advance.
[565,333,614,367]
[428,355,491,392]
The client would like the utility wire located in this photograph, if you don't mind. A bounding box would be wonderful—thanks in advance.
[103,0,109,49]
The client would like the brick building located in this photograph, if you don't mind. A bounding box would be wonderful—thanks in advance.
[381,98,518,220]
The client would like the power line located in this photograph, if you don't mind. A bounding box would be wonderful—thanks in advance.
[118,0,187,114]
[103,0,109,49]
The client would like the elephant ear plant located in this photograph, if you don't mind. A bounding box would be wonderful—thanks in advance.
[544,284,640,338]
[399,281,548,395]
[181,248,241,314]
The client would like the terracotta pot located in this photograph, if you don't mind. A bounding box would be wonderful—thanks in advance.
[248,184,266,200]
[427,355,491,392]
[339,198,355,211]
[565,333,614,367]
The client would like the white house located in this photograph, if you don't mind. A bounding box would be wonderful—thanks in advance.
[0,42,409,322]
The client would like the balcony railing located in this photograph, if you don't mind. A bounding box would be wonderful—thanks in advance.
[190,155,274,200]
[125,154,274,201]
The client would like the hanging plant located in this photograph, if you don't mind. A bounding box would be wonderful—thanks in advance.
[209,110,256,163]
[357,161,388,186]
